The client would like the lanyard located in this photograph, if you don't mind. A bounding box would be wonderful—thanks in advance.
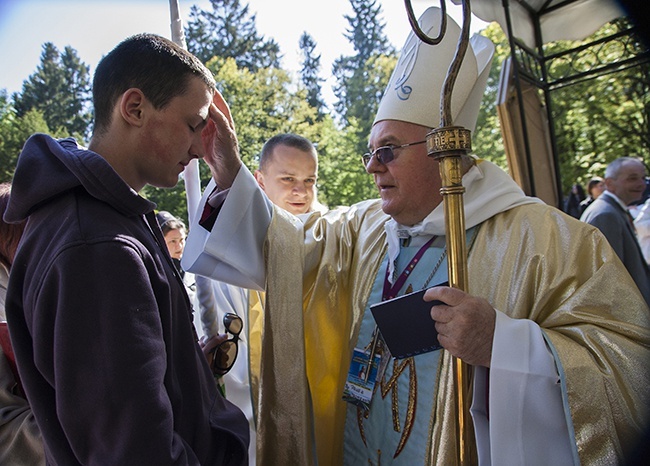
[364,235,437,383]
[382,235,436,300]
[367,228,478,383]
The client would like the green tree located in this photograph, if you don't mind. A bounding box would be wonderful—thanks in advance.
[317,117,377,207]
[544,19,650,193]
[472,23,508,169]
[0,90,66,183]
[12,43,92,141]
[208,57,319,169]
[470,19,649,198]
[185,0,280,71]
[332,0,395,135]
[315,52,397,207]
[0,91,17,181]
[299,32,326,121]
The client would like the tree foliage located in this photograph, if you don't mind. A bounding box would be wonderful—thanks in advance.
[0,90,67,183]
[332,0,395,140]
[3,1,649,215]
[299,32,327,121]
[185,0,280,71]
[317,117,377,207]
[472,23,509,169]
[545,19,650,193]
[12,42,92,141]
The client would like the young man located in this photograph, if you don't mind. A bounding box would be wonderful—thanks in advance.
[253,133,320,216]
[4,34,248,465]
[183,7,649,466]
[197,133,321,465]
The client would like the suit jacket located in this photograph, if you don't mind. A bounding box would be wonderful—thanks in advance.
[581,192,650,306]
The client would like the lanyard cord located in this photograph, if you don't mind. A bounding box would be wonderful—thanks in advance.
[383,235,437,300]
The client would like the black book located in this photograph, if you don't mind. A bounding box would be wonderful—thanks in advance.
[370,283,447,359]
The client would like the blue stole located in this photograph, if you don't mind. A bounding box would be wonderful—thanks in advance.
[343,228,476,465]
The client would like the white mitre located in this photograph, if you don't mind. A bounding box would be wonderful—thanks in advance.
[373,6,495,133]
[377,7,515,283]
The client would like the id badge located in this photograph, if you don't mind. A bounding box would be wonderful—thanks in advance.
[342,347,381,411]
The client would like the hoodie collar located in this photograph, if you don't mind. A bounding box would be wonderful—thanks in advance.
[5,135,155,223]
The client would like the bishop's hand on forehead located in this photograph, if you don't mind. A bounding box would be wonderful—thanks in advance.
[201,91,241,188]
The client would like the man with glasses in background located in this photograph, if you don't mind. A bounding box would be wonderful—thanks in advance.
[184,7,649,466]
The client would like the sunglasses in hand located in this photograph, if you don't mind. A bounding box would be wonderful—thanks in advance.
[201,313,243,378]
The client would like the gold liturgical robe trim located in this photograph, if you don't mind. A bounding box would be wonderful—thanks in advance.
[253,200,650,466]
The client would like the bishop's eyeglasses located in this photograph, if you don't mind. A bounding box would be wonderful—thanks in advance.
[209,313,243,377]
[361,140,427,168]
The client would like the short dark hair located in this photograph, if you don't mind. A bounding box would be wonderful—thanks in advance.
[258,133,316,171]
[92,33,216,135]
[156,211,186,236]
[586,177,603,196]
[0,182,26,270]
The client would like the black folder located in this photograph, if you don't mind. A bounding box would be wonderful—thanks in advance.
[370,283,447,359]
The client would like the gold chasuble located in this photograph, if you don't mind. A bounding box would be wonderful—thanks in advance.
[239,6,648,465]
[253,197,649,466]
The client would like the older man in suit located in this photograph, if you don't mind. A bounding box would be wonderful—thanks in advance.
[581,156,650,307]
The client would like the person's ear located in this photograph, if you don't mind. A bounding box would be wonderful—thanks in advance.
[119,88,147,127]
[254,170,265,189]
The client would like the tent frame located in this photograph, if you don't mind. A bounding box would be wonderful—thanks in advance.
[500,0,650,207]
